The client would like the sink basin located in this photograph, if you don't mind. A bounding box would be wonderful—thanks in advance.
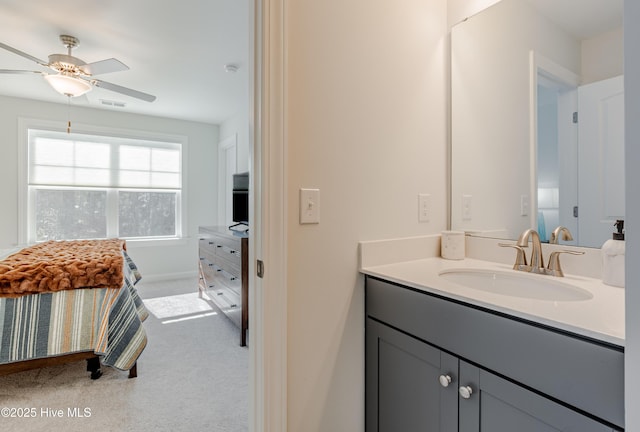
[438,268,593,302]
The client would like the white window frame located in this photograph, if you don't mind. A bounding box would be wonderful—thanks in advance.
[18,118,188,245]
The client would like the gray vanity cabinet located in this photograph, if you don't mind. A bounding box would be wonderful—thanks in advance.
[458,361,613,432]
[366,319,458,432]
[365,276,623,432]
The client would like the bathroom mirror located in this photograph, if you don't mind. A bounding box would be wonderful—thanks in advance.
[451,0,624,248]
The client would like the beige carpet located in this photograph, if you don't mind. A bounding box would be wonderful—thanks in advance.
[0,277,248,432]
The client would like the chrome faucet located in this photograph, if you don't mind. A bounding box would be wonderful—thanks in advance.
[550,226,573,244]
[516,229,545,274]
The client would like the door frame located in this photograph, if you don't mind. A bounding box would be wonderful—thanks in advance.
[529,51,580,239]
[249,0,288,430]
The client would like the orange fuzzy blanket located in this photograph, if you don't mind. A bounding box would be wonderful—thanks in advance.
[0,239,126,297]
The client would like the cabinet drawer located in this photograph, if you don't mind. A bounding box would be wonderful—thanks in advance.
[213,253,241,277]
[198,236,218,254]
[203,284,241,328]
[366,277,624,429]
[215,244,241,268]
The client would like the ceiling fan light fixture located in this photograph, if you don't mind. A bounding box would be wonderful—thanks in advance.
[44,72,92,97]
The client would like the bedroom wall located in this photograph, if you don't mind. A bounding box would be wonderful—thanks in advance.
[0,94,219,280]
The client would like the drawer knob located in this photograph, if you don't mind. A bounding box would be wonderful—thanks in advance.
[438,374,452,388]
[209,241,214,245]
[230,250,237,254]
[458,385,473,399]
[217,245,223,248]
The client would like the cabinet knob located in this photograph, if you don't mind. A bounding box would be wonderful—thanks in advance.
[458,385,473,399]
[438,375,452,388]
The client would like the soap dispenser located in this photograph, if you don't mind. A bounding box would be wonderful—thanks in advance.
[602,219,625,287]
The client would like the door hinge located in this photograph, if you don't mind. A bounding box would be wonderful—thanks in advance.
[257,259,264,278]
[573,206,579,217]
[572,112,578,123]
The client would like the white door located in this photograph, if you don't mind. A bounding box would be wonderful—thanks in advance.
[578,75,625,248]
[225,145,237,226]
[218,134,237,227]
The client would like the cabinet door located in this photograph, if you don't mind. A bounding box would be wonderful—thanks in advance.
[366,319,457,432]
[458,361,615,432]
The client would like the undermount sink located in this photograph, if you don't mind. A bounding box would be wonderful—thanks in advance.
[438,268,593,302]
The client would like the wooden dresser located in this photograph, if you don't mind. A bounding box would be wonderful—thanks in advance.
[198,226,249,346]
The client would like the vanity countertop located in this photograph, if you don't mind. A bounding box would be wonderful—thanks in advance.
[361,257,624,347]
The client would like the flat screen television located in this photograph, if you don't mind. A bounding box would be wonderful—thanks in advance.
[231,172,249,227]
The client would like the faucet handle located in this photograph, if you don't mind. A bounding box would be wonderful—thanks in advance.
[499,243,528,270]
[546,250,585,277]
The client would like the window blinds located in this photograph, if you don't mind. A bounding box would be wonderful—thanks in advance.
[28,130,181,190]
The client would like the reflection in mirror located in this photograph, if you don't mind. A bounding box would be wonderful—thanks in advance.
[451,0,624,248]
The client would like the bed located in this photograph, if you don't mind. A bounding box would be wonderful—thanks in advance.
[0,239,148,379]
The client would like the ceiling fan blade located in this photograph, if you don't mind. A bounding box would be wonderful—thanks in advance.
[0,69,44,75]
[0,42,48,67]
[92,79,156,102]
[81,58,129,76]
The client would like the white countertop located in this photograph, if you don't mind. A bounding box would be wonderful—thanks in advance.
[361,257,625,347]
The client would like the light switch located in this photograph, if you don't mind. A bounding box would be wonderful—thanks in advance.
[418,194,431,222]
[300,188,320,224]
[520,194,529,216]
[462,195,472,221]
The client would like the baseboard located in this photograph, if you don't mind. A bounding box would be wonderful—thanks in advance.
[139,271,199,283]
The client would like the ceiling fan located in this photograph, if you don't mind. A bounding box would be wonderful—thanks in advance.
[0,34,156,102]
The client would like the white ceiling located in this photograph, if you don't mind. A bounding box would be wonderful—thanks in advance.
[0,0,249,125]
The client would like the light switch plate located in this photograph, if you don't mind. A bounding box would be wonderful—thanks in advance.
[418,194,431,222]
[520,194,529,216]
[462,194,472,221]
[300,188,320,224]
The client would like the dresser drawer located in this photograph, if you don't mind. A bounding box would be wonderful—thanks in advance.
[215,244,241,267]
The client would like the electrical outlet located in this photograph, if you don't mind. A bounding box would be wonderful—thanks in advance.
[462,195,472,221]
[300,188,320,224]
[418,194,431,222]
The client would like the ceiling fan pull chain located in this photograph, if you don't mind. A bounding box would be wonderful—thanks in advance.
[67,96,71,134]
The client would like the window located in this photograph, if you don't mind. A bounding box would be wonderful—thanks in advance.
[27,129,182,242]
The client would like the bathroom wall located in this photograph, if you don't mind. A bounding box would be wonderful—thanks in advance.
[284,0,448,430]
[0,94,218,279]
[450,0,581,239]
[582,27,624,85]
[625,2,640,430]
[448,0,500,27]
